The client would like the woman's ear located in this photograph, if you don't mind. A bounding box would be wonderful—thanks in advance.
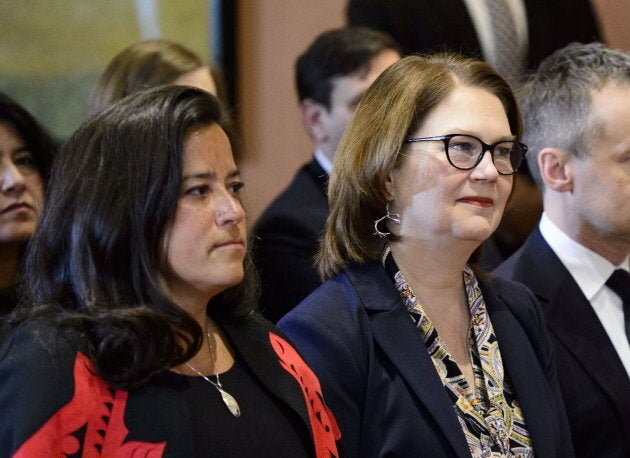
[384,169,396,201]
[538,147,574,192]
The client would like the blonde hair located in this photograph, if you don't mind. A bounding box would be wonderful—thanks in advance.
[317,53,521,279]
[88,40,213,117]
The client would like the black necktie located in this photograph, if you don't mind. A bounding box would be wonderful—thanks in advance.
[606,269,630,344]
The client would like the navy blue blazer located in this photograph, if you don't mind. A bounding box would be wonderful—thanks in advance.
[279,261,573,457]
[253,159,329,323]
[495,227,630,457]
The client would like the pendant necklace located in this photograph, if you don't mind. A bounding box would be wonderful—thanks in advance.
[184,331,241,417]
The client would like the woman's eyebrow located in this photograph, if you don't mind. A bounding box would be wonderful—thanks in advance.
[182,168,241,181]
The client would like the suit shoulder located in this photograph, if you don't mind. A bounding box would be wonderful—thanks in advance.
[493,241,533,280]
[0,320,80,396]
[281,271,369,327]
[255,166,327,229]
[485,273,532,296]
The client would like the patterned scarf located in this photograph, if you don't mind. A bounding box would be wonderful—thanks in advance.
[382,246,533,457]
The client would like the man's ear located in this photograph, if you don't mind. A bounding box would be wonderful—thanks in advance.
[538,147,574,192]
[299,99,329,144]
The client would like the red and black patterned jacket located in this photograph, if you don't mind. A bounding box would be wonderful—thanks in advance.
[0,313,340,457]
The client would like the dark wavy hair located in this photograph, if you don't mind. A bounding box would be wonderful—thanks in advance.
[0,92,56,291]
[11,86,257,389]
[0,92,56,184]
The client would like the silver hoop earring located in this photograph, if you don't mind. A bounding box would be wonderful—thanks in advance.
[373,202,401,238]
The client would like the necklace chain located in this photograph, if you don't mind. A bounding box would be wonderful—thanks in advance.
[183,330,241,417]
[185,362,224,390]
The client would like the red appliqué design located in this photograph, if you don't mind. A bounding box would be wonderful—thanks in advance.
[14,352,166,457]
[269,332,340,458]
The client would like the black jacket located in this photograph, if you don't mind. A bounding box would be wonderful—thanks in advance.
[495,227,630,457]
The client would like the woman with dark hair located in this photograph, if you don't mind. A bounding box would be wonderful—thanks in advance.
[279,54,573,457]
[0,86,339,457]
[87,39,224,118]
[0,93,55,315]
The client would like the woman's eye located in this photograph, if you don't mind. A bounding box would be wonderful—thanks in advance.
[229,181,244,195]
[494,145,513,157]
[14,153,37,168]
[185,185,210,196]
[449,142,475,153]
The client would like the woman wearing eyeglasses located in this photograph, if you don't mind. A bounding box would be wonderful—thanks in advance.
[279,54,573,457]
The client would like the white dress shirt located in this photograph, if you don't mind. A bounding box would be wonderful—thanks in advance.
[540,213,630,376]
[313,147,332,174]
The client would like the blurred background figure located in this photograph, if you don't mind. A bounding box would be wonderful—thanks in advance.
[347,0,601,78]
[0,86,339,457]
[0,93,55,316]
[347,0,603,270]
[280,54,571,457]
[86,39,224,118]
[495,42,630,457]
[253,27,400,323]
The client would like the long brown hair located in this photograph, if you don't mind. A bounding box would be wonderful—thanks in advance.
[87,39,217,117]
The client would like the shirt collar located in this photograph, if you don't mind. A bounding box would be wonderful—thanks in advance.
[313,148,332,174]
[539,213,629,300]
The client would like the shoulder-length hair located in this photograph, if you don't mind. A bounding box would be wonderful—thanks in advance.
[15,86,257,389]
[0,92,56,184]
[317,53,521,279]
[87,39,223,117]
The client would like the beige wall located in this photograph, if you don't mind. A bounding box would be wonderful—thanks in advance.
[592,0,630,47]
[238,0,630,226]
[237,1,345,224]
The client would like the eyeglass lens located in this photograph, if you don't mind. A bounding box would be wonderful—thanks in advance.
[447,135,523,174]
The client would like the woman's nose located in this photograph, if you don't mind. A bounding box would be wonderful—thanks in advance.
[215,193,245,226]
[0,162,27,194]
[471,150,500,181]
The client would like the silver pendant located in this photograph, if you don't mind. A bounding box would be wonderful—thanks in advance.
[219,388,241,417]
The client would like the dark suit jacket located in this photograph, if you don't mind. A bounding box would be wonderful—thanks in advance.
[0,313,340,457]
[494,227,630,458]
[347,0,601,71]
[279,262,573,457]
[253,159,328,323]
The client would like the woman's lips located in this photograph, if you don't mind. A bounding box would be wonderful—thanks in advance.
[214,239,245,249]
[1,202,33,215]
[457,196,494,208]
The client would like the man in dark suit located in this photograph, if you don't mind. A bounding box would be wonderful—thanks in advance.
[253,28,400,323]
[495,43,630,457]
[348,0,602,270]
[347,0,601,75]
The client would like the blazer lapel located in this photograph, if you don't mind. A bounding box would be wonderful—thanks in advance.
[349,264,472,458]
[482,281,558,457]
[218,317,312,433]
[304,159,329,199]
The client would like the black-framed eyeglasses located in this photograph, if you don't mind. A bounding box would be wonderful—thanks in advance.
[403,134,528,175]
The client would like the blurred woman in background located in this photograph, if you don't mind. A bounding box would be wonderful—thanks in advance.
[0,93,55,315]
[86,39,224,117]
